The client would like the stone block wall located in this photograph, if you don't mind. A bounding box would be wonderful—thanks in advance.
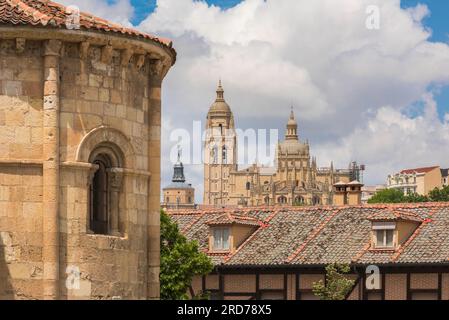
[0,40,44,299]
[0,30,174,300]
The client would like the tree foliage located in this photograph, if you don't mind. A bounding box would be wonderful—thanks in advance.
[367,188,408,203]
[312,263,355,300]
[367,187,449,204]
[160,210,214,300]
[428,186,449,202]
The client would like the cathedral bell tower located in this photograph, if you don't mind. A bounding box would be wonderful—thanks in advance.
[204,81,237,205]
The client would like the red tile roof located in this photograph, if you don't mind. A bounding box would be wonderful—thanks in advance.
[167,203,449,267]
[0,0,173,49]
[400,166,439,174]
[367,209,423,223]
[207,213,261,227]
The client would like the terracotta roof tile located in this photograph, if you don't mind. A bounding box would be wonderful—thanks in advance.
[0,0,173,49]
[207,213,262,227]
[400,166,439,174]
[368,209,423,223]
[168,203,449,267]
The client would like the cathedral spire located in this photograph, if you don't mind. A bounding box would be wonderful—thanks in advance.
[216,79,224,101]
[285,107,298,140]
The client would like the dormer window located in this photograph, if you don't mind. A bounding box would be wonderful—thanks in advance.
[213,227,230,251]
[207,213,260,253]
[369,210,422,250]
[372,222,396,249]
[376,229,394,248]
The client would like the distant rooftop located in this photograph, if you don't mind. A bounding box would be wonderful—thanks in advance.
[400,166,439,175]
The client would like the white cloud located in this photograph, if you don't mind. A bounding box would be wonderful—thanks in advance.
[58,0,449,202]
[138,0,449,201]
[314,93,449,185]
[57,0,134,27]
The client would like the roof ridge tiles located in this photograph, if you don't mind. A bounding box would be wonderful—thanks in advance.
[285,208,342,263]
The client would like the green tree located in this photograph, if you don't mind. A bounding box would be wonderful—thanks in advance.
[160,210,213,300]
[403,192,429,203]
[367,188,406,204]
[367,187,449,204]
[312,263,355,300]
[428,186,449,202]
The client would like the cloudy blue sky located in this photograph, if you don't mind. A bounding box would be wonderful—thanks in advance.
[60,0,449,202]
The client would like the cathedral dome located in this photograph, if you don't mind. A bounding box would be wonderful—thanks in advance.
[209,100,231,113]
[279,139,308,155]
[208,80,232,114]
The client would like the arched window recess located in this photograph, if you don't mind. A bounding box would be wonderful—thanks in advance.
[88,145,124,236]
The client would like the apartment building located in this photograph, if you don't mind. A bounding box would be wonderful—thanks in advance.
[387,166,442,195]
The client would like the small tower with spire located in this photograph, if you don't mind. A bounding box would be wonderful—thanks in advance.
[162,146,195,209]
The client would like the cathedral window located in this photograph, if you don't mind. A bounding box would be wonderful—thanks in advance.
[278,196,287,204]
[294,196,304,205]
[246,182,251,190]
[222,146,227,164]
[211,146,218,164]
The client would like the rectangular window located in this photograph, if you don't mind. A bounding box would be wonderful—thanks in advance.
[376,229,394,248]
[213,228,230,251]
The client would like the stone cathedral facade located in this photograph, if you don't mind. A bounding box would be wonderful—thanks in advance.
[0,0,175,299]
[203,82,351,207]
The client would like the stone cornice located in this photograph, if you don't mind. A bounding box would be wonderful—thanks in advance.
[0,26,176,69]
[0,159,43,166]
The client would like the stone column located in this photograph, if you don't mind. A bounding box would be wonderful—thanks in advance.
[147,59,165,299]
[42,39,62,300]
[108,168,124,236]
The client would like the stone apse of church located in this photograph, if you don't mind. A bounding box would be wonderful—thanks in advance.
[0,1,175,300]
[203,83,350,207]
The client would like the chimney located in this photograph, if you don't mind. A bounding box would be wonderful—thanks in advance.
[333,181,363,205]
